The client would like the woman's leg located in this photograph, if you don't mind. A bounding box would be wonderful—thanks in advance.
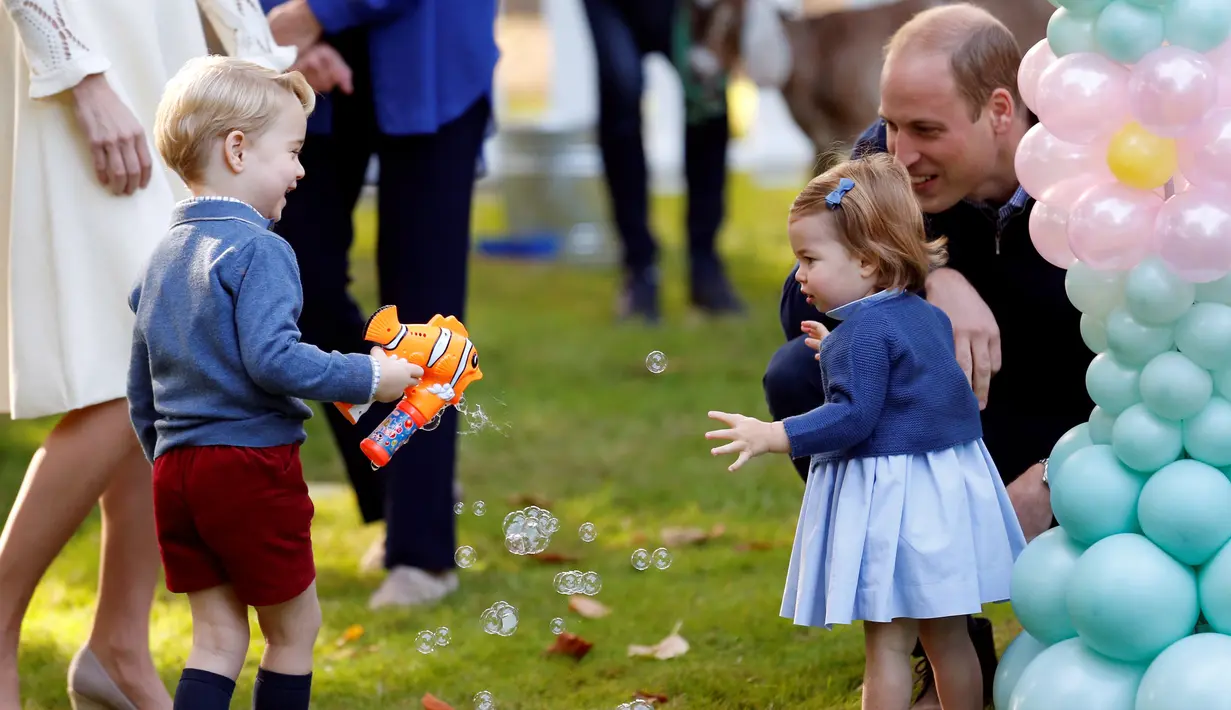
[0,398,167,706]
[862,619,919,710]
[918,615,983,710]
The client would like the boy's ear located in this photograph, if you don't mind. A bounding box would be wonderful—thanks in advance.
[223,130,246,173]
[858,258,877,279]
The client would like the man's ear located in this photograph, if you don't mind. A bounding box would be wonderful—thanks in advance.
[987,87,1015,134]
[223,130,246,173]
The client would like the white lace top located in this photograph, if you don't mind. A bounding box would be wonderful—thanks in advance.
[3,0,297,99]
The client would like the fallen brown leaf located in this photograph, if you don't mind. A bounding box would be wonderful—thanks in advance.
[631,532,649,545]
[568,595,611,618]
[635,689,670,704]
[545,631,594,660]
[508,493,553,508]
[335,624,364,647]
[421,692,454,710]
[660,524,726,547]
[734,541,775,552]
[628,621,689,660]
[533,551,578,563]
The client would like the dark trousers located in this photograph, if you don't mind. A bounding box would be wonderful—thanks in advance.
[273,33,490,572]
[580,0,729,273]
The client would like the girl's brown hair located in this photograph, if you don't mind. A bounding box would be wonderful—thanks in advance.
[791,152,947,292]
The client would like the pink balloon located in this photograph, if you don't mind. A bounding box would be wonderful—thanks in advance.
[1067,183,1161,271]
[1019,39,1057,114]
[1178,107,1231,189]
[1030,200,1076,269]
[1048,173,1113,213]
[1156,172,1192,199]
[1015,123,1111,204]
[1207,40,1231,107]
[1035,53,1131,145]
[1155,186,1231,283]
[1128,45,1218,138]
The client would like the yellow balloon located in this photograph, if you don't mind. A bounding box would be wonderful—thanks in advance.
[1106,122,1178,191]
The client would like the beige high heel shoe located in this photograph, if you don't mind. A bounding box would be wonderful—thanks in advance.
[66,646,138,710]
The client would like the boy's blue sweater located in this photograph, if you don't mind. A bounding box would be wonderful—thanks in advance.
[127,198,377,462]
[783,291,984,462]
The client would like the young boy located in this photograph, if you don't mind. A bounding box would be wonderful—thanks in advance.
[128,56,421,710]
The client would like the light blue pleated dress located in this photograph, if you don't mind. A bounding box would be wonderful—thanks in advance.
[779,293,1027,630]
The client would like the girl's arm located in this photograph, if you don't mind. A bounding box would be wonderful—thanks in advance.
[781,318,891,457]
[2,0,109,98]
[197,0,298,70]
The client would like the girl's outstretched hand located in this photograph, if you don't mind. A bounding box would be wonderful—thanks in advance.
[801,320,829,361]
[705,411,790,471]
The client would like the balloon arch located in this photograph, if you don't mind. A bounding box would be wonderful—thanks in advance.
[997,1,1231,709]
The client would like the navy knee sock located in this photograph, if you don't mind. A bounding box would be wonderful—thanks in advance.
[253,668,312,710]
[173,668,236,710]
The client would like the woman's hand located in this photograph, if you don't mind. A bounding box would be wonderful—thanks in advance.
[705,411,790,471]
[70,73,152,196]
[292,42,353,95]
[801,320,829,361]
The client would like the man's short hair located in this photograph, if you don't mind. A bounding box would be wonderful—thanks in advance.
[884,3,1024,121]
[154,55,315,185]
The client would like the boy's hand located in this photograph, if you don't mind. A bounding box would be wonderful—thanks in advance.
[371,347,423,402]
[801,320,829,361]
[705,411,790,471]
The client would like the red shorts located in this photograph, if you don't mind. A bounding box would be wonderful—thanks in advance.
[152,443,315,607]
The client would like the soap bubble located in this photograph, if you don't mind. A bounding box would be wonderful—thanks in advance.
[544,516,560,535]
[581,570,603,595]
[652,547,673,570]
[631,548,650,570]
[455,395,467,413]
[422,412,441,431]
[434,626,451,647]
[414,629,436,654]
[579,522,597,542]
[550,617,566,634]
[503,506,556,555]
[472,500,486,516]
[453,502,464,515]
[473,691,495,710]
[554,569,601,595]
[454,545,476,568]
[646,350,668,374]
[480,601,519,637]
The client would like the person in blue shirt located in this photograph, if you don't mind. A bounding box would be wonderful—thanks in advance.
[260,0,499,608]
[706,152,1026,710]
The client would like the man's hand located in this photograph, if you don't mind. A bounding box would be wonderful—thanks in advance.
[292,42,353,95]
[705,412,790,471]
[1007,463,1052,542]
[926,268,1001,409]
[268,0,324,53]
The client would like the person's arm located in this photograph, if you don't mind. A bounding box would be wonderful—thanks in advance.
[230,237,376,405]
[780,318,891,457]
[1,0,110,99]
[125,289,158,462]
[198,0,298,70]
[924,267,1001,410]
[266,0,418,49]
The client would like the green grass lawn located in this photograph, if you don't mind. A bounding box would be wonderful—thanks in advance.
[0,174,1019,709]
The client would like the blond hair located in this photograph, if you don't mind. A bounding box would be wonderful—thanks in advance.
[791,153,946,293]
[884,3,1024,121]
[154,55,315,185]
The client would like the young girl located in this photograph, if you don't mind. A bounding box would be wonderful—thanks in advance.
[705,153,1026,710]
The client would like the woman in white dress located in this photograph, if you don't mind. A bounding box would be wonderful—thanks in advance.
[0,1,293,707]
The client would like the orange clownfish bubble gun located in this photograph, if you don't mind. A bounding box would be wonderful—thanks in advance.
[333,306,482,469]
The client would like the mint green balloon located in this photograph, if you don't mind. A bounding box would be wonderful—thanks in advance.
[1095,1,1166,64]
[1184,397,1231,467]
[1010,527,1084,644]
[1138,459,1231,566]
[1112,403,1183,471]
[1080,314,1109,354]
[1198,539,1231,633]
[1105,307,1174,366]
[1196,272,1231,305]
[1090,406,1116,443]
[1007,638,1147,710]
[1052,444,1146,545]
[1068,261,1127,317]
[1066,533,1199,663]
[1215,367,1231,399]
[1164,0,1231,52]
[1126,258,1196,326]
[1140,351,1213,420]
[1086,353,1142,415]
[1051,424,1095,482]
[1049,7,1101,56]
[1060,0,1114,15]
[993,630,1048,710]
[1175,302,1231,371]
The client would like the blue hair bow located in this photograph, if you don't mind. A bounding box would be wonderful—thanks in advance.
[826,178,856,210]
